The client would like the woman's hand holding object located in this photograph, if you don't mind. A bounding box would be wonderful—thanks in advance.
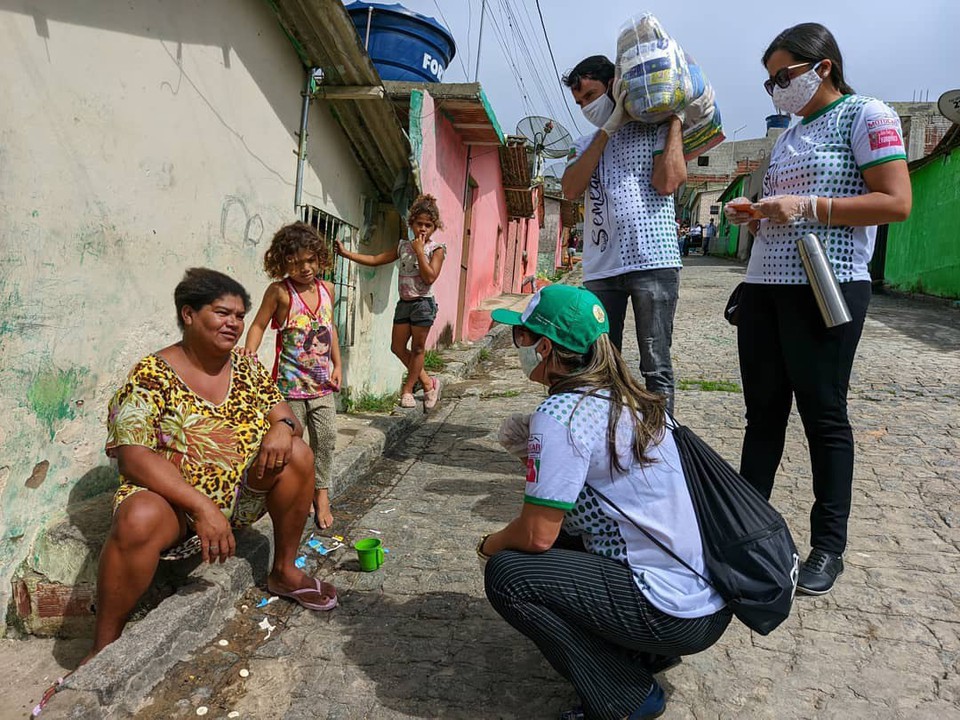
[753,195,819,224]
[723,197,759,225]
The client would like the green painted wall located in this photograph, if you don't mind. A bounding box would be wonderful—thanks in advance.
[886,148,960,298]
[717,177,746,257]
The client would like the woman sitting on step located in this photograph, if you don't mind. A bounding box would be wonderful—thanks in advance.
[87,268,337,661]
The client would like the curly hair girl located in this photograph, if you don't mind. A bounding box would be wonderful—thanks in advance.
[263,222,331,281]
[407,193,444,230]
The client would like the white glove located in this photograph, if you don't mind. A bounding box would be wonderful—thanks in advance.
[753,195,819,224]
[602,77,629,137]
[723,197,758,226]
[498,414,530,460]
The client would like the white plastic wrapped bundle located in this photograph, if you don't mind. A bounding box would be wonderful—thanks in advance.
[617,14,691,123]
[616,13,724,159]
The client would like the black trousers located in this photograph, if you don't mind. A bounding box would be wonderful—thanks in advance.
[484,547,732,720]
[737,281,871,555]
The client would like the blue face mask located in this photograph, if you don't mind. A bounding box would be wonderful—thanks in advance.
[517,342,543,378]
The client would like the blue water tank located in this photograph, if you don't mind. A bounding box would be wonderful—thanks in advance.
[765,114,791,131]
[345,2,457,83]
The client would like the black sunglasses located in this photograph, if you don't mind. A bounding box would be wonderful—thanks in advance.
[511,325,540,348]
[763,62,815,97]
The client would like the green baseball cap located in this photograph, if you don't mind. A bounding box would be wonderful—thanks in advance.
[492,285,609,354]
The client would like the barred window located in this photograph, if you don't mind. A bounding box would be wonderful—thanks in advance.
[300,205,358,348]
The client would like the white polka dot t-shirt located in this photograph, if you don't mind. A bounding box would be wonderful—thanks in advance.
[567,124,682,282]
[523,391,725,618]
[746,95,907,285]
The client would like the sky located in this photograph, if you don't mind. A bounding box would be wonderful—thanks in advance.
[361,0,960,169]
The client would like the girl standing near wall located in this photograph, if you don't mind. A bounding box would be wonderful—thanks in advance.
[336,194,446,412]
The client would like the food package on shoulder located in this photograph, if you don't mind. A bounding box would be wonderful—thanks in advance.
[617,14,691,124]
[615,13,724,159]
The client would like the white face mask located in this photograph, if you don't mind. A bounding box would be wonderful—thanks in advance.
[581,92,614,128]
[517,342,543,378]
[773,62,824,116]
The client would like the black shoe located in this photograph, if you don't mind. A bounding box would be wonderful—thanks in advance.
[797,548,844,595]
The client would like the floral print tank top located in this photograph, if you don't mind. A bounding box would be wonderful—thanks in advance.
[272,279,335,400]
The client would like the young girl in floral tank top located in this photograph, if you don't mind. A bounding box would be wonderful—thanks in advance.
[336,194,446,412]
[244,222,341,529]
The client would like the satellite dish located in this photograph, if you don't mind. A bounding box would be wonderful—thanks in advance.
[515,116,573,159]
[542,162,565,179]
[937,90,960,125]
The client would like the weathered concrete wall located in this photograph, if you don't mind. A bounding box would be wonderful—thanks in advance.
[0,0,399,631]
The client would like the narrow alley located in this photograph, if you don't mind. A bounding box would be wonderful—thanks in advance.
[99,258,960,720]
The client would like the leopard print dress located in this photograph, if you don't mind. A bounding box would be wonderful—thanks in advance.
[106,349,284,538]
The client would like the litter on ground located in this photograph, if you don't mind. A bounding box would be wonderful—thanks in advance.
[258,617,276,640]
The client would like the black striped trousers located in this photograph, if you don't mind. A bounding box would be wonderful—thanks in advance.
[484,548,732,720]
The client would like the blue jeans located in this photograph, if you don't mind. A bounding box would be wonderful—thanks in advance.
[585,268,679,411]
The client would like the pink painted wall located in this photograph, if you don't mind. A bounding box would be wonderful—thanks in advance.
[462,148,508,309]
[416,90,466,346]
[416,89,541,343]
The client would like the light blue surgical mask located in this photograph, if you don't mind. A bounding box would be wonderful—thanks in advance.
[517,342,543,378]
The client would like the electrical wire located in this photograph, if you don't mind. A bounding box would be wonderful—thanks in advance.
[432,0,470,80]
[534,0,584,135]
[497,0,564,123]
[483,2,536,118]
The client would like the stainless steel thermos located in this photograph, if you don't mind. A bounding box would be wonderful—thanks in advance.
[796,233,852,328]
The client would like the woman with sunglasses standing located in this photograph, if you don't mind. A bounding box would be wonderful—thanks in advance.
[725,23,911,595]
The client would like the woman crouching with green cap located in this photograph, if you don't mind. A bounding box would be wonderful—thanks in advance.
[480,285,732,720]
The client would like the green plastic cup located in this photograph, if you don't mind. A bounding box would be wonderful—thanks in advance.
[355,538,385,572]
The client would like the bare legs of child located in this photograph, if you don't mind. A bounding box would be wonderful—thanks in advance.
[313,488,333,530]
[391,323,432,408]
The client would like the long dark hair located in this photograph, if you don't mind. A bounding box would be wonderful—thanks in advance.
[762,23,855,96]
[546,334,666,473]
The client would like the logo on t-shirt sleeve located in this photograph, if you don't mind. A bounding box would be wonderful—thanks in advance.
[525,434,542,484]
[869,128,903,150]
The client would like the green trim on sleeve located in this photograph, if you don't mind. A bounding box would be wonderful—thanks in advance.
[652,150,664,156]
[524,495,576,511]
[859,154,907,171]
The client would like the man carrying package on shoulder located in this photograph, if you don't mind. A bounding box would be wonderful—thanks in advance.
[562,54,687,412]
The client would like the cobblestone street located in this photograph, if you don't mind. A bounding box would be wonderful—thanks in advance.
[130,257,960,720]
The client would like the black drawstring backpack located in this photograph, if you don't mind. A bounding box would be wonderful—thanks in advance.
[590,417,800,635]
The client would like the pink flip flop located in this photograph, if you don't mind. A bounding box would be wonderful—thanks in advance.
[271,578,338,611]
